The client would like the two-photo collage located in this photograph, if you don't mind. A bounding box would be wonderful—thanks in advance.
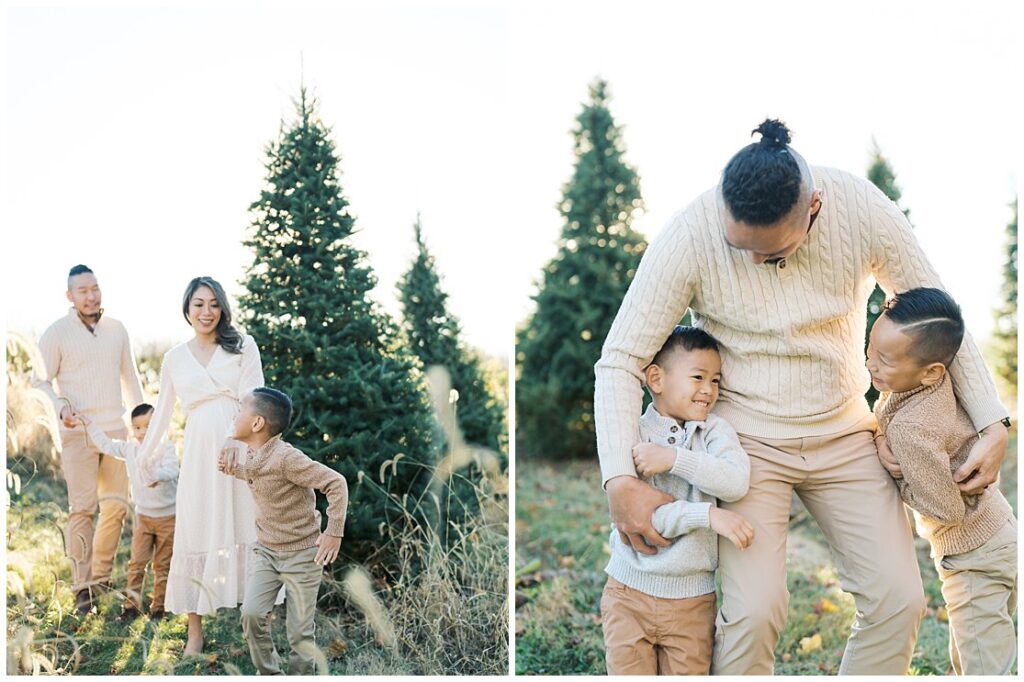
[4,1,1019,677]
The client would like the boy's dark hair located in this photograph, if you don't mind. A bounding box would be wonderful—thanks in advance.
[130,403,154,419]
[251,387,293,437]
[722,118,804,226]
[651,325,721,367]
[68,264,94,278]
[883,287,965,368]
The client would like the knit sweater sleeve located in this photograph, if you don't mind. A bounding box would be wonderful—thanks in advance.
[137,352,177,485]
[651,500,712,538]
[868,183,1006,431]
[282,448,349,537]
[32,324,64,415]
[595,212,700,485]
[670,418,750,502]
[238,336,265,397]
[85,422,130,461]
[887,421,965,525]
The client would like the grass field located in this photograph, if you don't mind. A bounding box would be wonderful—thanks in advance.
[514,435,1017,676]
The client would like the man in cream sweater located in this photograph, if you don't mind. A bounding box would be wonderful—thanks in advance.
[594,120,1009,675]
[32,264,145,614]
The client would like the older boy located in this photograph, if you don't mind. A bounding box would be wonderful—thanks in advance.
[219,387,348,676]
[869,287,1017,675]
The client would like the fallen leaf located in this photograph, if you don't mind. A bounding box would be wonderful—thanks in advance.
[936,606,948,622]
[799,633,822,655]
[558,555,576,568]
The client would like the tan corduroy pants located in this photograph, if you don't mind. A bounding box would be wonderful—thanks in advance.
[601,576,716,675]
[711,415,926,675]
[59,427,131,593]
[241,544,323,675]
[936,516,1018,675]
[125,513,176,612]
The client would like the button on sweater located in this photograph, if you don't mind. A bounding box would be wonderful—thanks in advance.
[232,435,349,552]
[875,374,1014,558]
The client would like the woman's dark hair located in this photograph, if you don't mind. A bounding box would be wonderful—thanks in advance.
[721,118,804,226]
[882,287,965,368]
[651,325,721,366]
[181,276,244,354]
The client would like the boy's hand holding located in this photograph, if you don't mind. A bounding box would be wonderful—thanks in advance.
[314,533,342,566]
[632,443,676,477]
[218,446,240,475]
[710,507,754,550]
[874,432,902,479]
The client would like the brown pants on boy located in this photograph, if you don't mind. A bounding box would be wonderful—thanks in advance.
[125,513,176,612]
[600,577,716,675]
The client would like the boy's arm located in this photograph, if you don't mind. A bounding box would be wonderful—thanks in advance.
[84,421,129,460]
[283,449,349,537]
[886,422,965,525]
[670,419,750,502]
[151,442,180,483]
[650,500,712,539]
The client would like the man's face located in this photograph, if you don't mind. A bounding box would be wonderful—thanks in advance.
[66,272,102,317]
[865,314,931,393]
[723,188,822,265]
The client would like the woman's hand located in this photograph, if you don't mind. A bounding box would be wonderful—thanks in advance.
[631,443,676,477]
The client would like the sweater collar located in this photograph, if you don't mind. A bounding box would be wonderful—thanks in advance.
[640,402,704,444]
[246,434,283,464]
[68,306,104,334]
[877,373,948,420]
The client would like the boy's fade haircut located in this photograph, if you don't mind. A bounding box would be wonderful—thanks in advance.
[250,387,294,437]
[68,264,94,278]
[131,403,154,419]
[883,287,965,368]
[651,325,721,367]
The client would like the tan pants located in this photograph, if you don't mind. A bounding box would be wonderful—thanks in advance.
[59,427,131,592]
[241,544,323,675]
[936,516,1018,675]
[601,576,716,675]
[125,513,175,612]
[712,415,926,675]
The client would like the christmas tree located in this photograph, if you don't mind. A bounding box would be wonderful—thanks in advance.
[865,141,912,408]
[239,88,438,561]
[516,78,646,459]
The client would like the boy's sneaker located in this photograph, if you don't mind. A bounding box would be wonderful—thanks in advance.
[149,609,166,621]
[117,606,141,622]
[75,589,93,615]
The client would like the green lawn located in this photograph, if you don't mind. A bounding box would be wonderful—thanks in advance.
[514,435,1017,675]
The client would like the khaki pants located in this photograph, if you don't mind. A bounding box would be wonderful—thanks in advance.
[712,415,926,675]
[936,516,1018,675]
[125,513,175,612]
[59,427,132,593]
[241,544,323,675]
[601,576,716,675]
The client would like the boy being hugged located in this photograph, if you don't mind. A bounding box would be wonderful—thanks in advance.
[81,403,179,620]
[602,326,753,675]
[219,387,348,676]
[869,287,1017,676]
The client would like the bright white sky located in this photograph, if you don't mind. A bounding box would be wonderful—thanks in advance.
[3,1,1020,361]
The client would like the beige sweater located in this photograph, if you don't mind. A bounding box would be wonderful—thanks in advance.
[595,166,1006,484]
[33,308,145,434]
[874,374,1014,558]
[232,435,348,551]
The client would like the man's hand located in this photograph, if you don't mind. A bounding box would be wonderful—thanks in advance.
[955,422,1008,494]
[709,507,755,550]
[218,446,240,475]
[874,432,902,479]
[606,475,674,555]
[631,443,676,477]
[314,534,342,566]
[59,405,78,429]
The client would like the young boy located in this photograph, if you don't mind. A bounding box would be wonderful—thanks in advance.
[218,386,348,676]
[80,403,179,620]
[602,326,753,675]
[868,287,1017,676]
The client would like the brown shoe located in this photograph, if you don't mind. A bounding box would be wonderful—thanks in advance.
[149,609,166,621]
[117,606,141,622]
[75,589,93,615]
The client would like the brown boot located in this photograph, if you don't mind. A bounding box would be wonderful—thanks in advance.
[75,588,93,615]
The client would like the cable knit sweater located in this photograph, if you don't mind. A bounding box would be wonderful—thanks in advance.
[874,374,1014,558]
[595,166,1006,484]
[605,404,750,599]
[232,435,349,551]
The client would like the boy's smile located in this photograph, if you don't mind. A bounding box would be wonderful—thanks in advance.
[646,347,722,423]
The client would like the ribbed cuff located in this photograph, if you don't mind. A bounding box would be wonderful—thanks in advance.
[671,447,699,481]
[684,502,711,530]
[325,517,346,537]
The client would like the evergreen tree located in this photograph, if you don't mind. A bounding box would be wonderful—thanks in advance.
[516,78,646,459]
[991,199,1017,397]
[865,141,912,407]
[398,215,506,454]
[239,88,437,562]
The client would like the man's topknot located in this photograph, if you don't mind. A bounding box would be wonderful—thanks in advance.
[722,118,803,226]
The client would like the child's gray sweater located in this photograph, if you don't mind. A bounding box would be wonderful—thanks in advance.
[605,403,750,599]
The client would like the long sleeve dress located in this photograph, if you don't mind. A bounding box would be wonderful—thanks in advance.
[137,334,268,615]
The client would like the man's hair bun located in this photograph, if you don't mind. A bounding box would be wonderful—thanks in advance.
[753,118,792,148]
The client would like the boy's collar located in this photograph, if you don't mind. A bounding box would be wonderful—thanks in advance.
[880,373,948,412]
[245,433,282,456]
[641,403,706,438]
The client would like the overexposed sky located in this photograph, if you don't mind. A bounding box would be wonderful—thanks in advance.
[509,1,1021,343]
[4,2,509,356]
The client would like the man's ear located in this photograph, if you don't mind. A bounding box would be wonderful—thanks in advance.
[65,289,74,304]
[919,362,947,386]
[643,363,663,394]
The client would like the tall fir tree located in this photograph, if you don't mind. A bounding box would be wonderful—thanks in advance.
[516,78,646,459]
[990,199,1017,398]
[398,215,506,454]
[239,88,437,562]
[865,141,912,408]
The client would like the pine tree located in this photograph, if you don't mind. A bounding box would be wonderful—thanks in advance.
[398,215,505,454]
[516,78,646,459]
[239,88,437,562]
[991,199,1017,398]
[865,141,912,408]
